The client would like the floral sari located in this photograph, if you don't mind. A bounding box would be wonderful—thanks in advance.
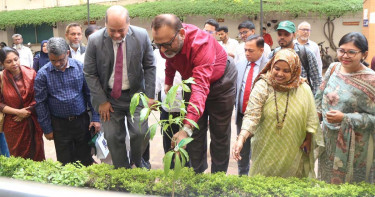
[0,66,45,161]
[315,62,375,183]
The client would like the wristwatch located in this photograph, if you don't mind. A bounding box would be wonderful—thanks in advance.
[182,125,193,137]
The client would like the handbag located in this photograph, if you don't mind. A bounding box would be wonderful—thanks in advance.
[0,72,4,132]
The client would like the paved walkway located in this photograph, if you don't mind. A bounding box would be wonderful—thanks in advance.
[44,110,240,175]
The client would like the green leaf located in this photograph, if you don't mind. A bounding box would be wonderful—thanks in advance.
[130,93,140,120]
[140,94,149,108]
[174,153,182,180]
[148,123,158,140]
[178,137,194,148]
[140,108,150,123]
[187,102,200,116]
[184,118,199,130]
[162,123,169,132]
[179,148,190,162]
[165,85,179,108]
[182,84,191,92]
[183,77,196,84]
[163,151,174,176]
[179,149,186,167]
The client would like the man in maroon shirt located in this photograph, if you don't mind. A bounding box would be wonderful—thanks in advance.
[151,14,237,173]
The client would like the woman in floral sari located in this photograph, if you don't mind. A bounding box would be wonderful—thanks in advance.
[316,32,375,184]
[0,47,45,161]
[232,48,323,178]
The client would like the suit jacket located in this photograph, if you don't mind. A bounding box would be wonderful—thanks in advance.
[68,45,86,58]
[83,26,155,111]
[235,54,269,122]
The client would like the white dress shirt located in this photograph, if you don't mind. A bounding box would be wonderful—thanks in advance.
[219,38,239,58]
[108,38,130,90]
[14,45,33,68]
[154,49,183,113]
[69,45,85,63]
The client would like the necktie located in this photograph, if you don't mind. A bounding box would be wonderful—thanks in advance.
[111,42,123,99]
[242,62,256,113]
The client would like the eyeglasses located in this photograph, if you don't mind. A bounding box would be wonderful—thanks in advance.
[50,55,67,64]
[204,29,215,35]
[238,30,249,37]
[336,48,362,58]
[298,28,311,32]
[152,31,179,49]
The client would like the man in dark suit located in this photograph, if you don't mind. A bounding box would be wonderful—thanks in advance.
[65,23,85,63]
[235,35,269,175]
[83,5,156,168]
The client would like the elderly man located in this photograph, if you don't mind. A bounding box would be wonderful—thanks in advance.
[236,21,271,64]
[217,26,239,59]
[270,21,321,95]
[294,21,323,76]
[151,14,237,173]
[12,34,33,68]
[34,37,100,166]
[65,23,85,63]
[235,35,269,175]
[84,5,155,168]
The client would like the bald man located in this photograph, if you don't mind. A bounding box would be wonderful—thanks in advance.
[151,14,237,173]
[84,5,156,168]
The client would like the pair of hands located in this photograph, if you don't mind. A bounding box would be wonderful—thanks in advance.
[325,110,344,124]
[13,107,31,122]
[99,99,157,122]
[44,122,101,141]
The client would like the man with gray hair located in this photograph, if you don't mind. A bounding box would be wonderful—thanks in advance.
[294,21,323,75]
[84,5,155,169]
[65,23,85,63]
[12,34,33,68]
[34,37,100,166]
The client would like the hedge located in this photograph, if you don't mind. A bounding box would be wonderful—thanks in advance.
[1,156,375,196]
[0,0,363,28]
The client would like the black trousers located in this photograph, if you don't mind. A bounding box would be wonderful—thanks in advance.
[52,112,93,166]
[185,57,237,173]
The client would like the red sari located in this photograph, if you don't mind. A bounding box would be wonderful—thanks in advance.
[0,66,45,161]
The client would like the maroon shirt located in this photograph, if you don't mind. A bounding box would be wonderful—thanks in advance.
[161,24,227,125]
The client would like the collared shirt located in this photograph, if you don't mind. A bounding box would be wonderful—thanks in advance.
[34,58,100,134]
[154,49,183,113]
[294,39,323,76]
[219,38,239,58]
[14,45,33,68]
[108,37,130,90]
[162,23,227,125]
[269,45,322,95]
[235,42,271,64]
[239,58,261,112]
[69,45,85,63]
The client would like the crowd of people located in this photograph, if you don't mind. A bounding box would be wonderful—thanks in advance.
[0,5,374,185]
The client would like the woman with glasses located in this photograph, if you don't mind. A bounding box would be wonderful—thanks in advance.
[0,47,45,161]
[315,32,375,184]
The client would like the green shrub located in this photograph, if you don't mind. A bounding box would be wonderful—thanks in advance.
[1,156,375,196]
[0,0,362,28]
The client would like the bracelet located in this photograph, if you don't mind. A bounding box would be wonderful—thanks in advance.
[182,125,193,137]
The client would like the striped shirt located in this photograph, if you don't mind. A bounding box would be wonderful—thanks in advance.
[34,58,99,134]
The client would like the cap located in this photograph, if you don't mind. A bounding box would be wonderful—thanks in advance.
[276,21,296,33]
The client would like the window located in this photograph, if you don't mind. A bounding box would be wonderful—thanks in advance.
[15,23,53,44]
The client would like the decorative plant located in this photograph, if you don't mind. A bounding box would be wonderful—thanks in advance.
[130,77,199,197]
